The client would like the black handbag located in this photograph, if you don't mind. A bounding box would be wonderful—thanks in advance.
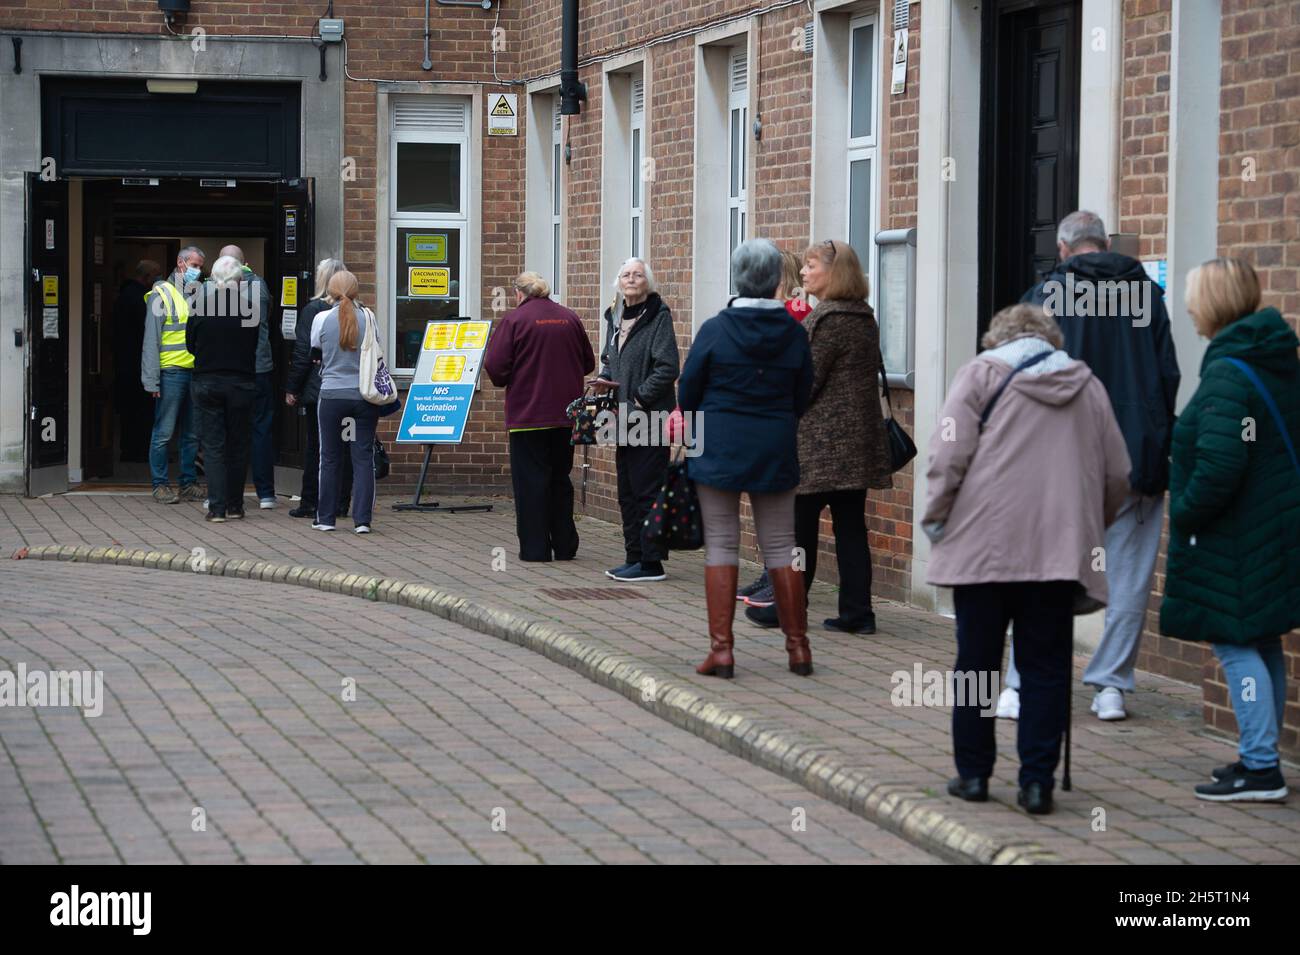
[879,363,917,472]
[565,385,618,446]
[373,438,390,480]
[642,456,703,551]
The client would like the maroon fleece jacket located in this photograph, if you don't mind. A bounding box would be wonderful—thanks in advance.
[484,296,596,429]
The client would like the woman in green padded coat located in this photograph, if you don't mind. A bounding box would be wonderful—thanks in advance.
[1160,257,1300,804]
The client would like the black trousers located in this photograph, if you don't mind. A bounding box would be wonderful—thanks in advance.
[615,443,670,565]
[952,581,1074,790]
[190,372,255,516]
[317,397,378,528]
[508,428,580,561]
[795,489,872,625]
[297,401,352,511]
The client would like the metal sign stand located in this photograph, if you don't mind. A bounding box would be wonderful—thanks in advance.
[392,444,493,514]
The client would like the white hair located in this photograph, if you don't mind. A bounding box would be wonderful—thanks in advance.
[1057,210,1109,253]
[611,258,656,295]
[209,255,243,285]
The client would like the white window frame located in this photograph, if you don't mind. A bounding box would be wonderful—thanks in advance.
[630,76,646,261]
[551,100,564,301]
[389,95,472,376]
[845,12,881,294]
[727,48,749,295]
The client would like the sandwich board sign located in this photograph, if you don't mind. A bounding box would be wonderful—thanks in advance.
[395,318,492,444]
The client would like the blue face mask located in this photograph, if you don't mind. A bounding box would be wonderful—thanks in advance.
[183,266,202,284]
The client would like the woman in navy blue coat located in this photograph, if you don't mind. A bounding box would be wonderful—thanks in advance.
[678,239,814,679]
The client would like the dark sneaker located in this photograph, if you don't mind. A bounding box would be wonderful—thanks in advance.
[610,562,666,582]
[288,505,316,519]
[947,777,988,802]
[743,583,776,608]
[737,570,770,601]
[1017,782,1053,815]
[205,512,226,523]
[227,507,245,521]
[744,603,781,628]
[1195,766,1288,802]
[605,562,636,580]
[178,483,206,502]
[824,613,877,635]
[152,485,179,504]
[1211,760,1247,781]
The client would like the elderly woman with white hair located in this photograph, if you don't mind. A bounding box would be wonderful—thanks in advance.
[678,239,814,678]
[186,255,262,521]
[593,258,680,582]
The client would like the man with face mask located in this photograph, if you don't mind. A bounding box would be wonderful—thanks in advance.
[142,246,205,504]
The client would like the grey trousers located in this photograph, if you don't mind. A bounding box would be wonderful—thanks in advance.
[1006,492,1164,693]
[696,484,798,568]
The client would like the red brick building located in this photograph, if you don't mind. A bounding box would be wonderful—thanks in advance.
[0,0,1295,751]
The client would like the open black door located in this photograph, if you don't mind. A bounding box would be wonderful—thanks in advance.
[26,174,70,497]
[270,178,315,475]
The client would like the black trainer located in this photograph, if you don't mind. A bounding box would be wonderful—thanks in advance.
[744,604,781,628]
[610,562,666,582]
[737,570,769,601]
[289,505,316,519]
[605,561,636,580]
[1211,760,1247,781]
[1195,765,1288,802]
[824,612,877,635]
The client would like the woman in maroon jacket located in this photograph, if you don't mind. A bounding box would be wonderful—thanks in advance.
[484,272,596,561]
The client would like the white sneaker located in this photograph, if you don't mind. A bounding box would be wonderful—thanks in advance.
[1091,686,1127,721]
[355,525,371,534]
[312,523,336,532]
[995,686,1020,720]
[259,497,277,510]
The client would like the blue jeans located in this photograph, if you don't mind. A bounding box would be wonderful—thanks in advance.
[149,368,198,488]
[1213,638,1286,769]
[250,371,276,499]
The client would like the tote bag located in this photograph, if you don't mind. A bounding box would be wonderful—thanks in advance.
[359,306,398,406]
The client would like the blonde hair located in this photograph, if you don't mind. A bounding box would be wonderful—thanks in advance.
[514,271,551,299]
[1185,257,1261,338]
[327,270,362,351]
[779,250,803,299]
[805,240,870,302]
[981,303,1064,350]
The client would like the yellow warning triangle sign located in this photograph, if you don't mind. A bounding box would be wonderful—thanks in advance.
[491,95,515,117]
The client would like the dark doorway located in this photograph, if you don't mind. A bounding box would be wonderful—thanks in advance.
[978,0,1081,336]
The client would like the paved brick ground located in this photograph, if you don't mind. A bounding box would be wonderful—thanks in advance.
[0,560,936,864]
[3,492,1298,863]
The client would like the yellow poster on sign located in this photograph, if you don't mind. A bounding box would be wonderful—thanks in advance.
[422,322,458,350]
[409,267,450,297]
[406,234,447,263]
[431,355,467,382]
[455,321,490,349]
[42,276,59,306]
[281,277,298,307]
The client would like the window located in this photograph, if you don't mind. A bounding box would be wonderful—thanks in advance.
[391,97,470,373]
[728,49,748,294]
[630,76,645,260]
[552,100,563,300]
[846,14,879,287]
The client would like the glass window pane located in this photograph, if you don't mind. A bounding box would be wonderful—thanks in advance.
[553,142,562,215]
[394,227,461,370]
[631,128,641,208]
[553,223,561,295]
[850,24,874,140]
[849,158,873,279]
[730,109,741,198]
[396,142,461,214]
[631,216,640,259]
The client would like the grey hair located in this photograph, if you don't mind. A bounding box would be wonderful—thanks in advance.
[1056,210,1109,253]
[731,239,783,298]
[209,255,243,285]
[313,257,346,301]
[611,258,657,295]
[177,245,205,265]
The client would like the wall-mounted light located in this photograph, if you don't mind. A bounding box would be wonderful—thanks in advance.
[158,0,191,25]
[146,79,199,94]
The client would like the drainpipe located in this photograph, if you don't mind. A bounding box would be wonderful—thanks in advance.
[559,0,586,115]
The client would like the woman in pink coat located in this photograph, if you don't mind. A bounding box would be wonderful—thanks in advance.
[922,304,1130,815]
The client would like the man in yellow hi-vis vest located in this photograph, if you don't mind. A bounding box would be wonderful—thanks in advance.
[142,246,205,504]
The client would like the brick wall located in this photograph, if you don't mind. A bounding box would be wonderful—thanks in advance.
[1118,0,1171,258]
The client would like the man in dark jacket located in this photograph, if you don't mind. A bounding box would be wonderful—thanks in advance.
[1011,210,1181,722]
[594,258,680,581]
[188,256,262,522]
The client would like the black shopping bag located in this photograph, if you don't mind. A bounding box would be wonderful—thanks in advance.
[641,458,703,552]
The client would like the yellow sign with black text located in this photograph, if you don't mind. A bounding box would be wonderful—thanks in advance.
[409,267,450,297]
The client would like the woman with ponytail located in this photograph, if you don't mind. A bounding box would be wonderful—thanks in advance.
[310,269,380,533]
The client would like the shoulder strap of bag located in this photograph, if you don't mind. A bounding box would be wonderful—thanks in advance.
[1223,357,1300,476]
[979,350,1052,434]
[877,347,895,420]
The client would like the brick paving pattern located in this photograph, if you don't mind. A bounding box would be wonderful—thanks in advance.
[2,493,1298,863]
[0,560,936,864]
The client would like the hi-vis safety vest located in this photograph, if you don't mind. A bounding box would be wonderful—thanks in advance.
[149,281,195,370]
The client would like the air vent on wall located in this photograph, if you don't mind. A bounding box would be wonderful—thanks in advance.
[631,76,645,117]
[730,49,748,92]
[894,0,910,29]
[393,99,468,133]
[804,23,814,54]
[554,97,562,131]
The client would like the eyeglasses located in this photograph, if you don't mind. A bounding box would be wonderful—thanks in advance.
[822,240,837,262]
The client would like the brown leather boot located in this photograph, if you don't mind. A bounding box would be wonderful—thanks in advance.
[696,564,738,678]
[770,566,813,676]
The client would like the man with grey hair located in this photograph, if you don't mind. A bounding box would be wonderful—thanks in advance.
[1003,210,1181,723]
[142,246,205,504]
